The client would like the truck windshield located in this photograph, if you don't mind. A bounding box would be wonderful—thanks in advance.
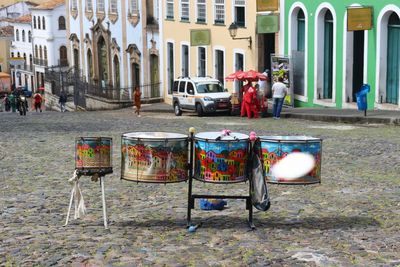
[196,83,225,93]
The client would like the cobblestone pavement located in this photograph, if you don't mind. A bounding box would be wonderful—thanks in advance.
[1,108,400,266]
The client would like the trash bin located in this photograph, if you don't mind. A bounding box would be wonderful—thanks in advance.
[356,84,370,111]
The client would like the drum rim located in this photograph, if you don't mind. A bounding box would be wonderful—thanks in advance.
[194,131,249,142]
[259,135,322,143]
[193,176,249,184]
[120,176,188,183]
[121,131,188,141]
[75,136,113,141]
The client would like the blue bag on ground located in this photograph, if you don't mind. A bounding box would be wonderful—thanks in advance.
[356,84,370,111]
[199,199,227,210]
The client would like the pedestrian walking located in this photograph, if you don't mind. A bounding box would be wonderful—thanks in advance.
[271,77,288,119]
[8,93,16,113]
[134,86,142,117]
[33,91,43,112]
[59,91,67,112]
[4,94,10,112]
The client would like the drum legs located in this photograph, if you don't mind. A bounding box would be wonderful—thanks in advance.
[64,172,108,229]
[100,176,108,229]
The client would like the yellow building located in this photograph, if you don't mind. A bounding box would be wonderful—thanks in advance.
[161,0,282,104]
[0,26,13,73]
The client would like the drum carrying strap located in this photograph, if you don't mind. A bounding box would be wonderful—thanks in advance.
[68,170,87,219]
[250,139,270,211]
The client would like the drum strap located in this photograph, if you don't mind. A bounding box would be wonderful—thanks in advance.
[68,170,87,219]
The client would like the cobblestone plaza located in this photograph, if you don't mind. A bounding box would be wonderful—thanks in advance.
[1,109,399,266]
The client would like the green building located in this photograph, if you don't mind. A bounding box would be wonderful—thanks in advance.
[282,1,400,109]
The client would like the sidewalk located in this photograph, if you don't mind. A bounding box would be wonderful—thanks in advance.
[141,103,400,125]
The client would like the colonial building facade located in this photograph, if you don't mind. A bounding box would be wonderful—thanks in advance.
[283,0,400,110]
[9,15,34,91]
[66,0,161,100]
[160,0,283,104]
[30,0,67,90]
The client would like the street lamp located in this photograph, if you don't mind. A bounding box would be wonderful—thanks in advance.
[228,22,252,49]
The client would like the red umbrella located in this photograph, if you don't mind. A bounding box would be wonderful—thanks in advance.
[38,87,45,91]
[237,70,267,82]
[225,70,244,81]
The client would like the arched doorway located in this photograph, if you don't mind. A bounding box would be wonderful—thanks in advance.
[113,55,120,88]
[87,49,93,82]
[132,63,140,88]
[98,36,108,87]
[323,10,333,99]
[73,48,79,73]
[386,13,400,104]
[150,54,159,97]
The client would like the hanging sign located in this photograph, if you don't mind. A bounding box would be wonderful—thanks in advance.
[190,29,210,46]
[347,6,373,31]
[257,15,279,33]
[257,0,279,12]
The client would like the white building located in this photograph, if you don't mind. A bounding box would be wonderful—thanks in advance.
[66,0,161,101]
[30,0,67,90]
[0,1,39,26]
[9,15,35,91]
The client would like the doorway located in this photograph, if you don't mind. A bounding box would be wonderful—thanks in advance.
[386,13,400,104]
[352,30,365,101]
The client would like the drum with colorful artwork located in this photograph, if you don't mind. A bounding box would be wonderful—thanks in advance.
[121,132,189,183]
[259,136,322,184]
[75,137,113,175]
[194,132,250,183]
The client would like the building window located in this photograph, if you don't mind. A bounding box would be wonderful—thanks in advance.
[129,0,138,15]
[71,0,77,11]
[214,0,225,24]
[87,0,93,12]
[110,0,118,14]
[58,16,66,30]
[33,16,36,29]
[39,46,43,59]
[22,30,25,42]
[15,29,19,41]
[234,0,245,27]
[196,0,206,23]
[42,17,46,30]
[38,16,41,29]
[182,44,189,76]
[166,0,174,19]
[35,45,38,58]
[87,49,93,78]
[113,55,120,88]
[44,46,47,60]
[60,46,68,66]
[98,0,105,12]
[28,31,31,42]
[215,49,224,85]
[198,47,206,77]
[297,9,305,52]
[180,0,189,21]
[167,42,174,94]
[11,52,14,58]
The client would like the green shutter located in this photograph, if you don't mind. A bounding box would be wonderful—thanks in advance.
[323,21,333,99]
[297,19,305,52]
[387,25,400,104]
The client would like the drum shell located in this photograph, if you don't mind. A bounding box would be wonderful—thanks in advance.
[75,137,113,175]
[259,136,322,184]
[121,132,189,183]
[194,132,250,183]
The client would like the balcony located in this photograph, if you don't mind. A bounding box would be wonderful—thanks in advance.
[33,58,48,67]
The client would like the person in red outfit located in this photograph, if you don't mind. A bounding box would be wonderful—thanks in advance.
[240,80,252,117]
[33,92,42,112]
[242,84,258,118]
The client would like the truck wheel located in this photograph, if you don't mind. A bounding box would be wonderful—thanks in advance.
[196,104,203,117]
[174,102,182,116]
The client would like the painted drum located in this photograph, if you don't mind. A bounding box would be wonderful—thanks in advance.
[121,132,189,183]
[194,132,250,183]
[75,137,113,175]
[259,136,322,184]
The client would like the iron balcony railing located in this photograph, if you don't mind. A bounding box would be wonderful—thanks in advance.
[33,58,48,66]
[85,82,162,101]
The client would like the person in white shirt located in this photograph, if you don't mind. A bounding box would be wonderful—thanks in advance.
[271,76,288,119]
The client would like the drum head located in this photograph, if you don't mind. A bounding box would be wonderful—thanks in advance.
[259,136,321,143]
[195,132,249,141]
[122,132,188,140]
